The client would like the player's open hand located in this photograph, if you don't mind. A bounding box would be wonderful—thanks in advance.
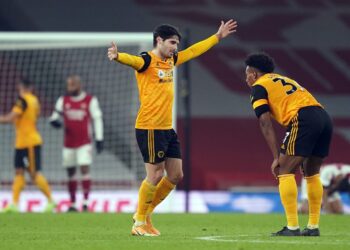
[216,19,237,40]
[108,42,118,61]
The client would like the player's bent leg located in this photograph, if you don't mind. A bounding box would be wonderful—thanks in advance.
[302,156,323,235]
[273,154,304,236]
[146,159,181,215]
[132,162,164,236]
[135,163,164,221]
[132,180,157,236]
[147,158,182,214]
[144,158,182,236]
[144,176,175,236]
[165,158,183,184]
[30,171,56,213]
[31,171,52,202]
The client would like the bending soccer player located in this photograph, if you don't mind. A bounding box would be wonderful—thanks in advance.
[0,79,55,213]
[49,75,104,212]
[245,53,333,236]
[300,163,350,214]
[108,20,237,236]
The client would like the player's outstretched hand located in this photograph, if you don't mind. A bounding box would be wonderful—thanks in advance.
[216,19,238,40]
[108,42,118,61]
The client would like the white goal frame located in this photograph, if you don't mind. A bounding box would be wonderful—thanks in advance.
[0,32,178,129]
[0,32,178,190]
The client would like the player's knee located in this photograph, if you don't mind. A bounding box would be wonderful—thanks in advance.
[303,168,320,177]
[15,168,25,176]
[67,167,77,179]
[147,172,164,185]
[168,171,183,184]
[29,172,37,181]
[80,165,89,175]
[149,176,163,185]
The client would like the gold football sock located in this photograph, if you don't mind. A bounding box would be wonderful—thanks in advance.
[278,174,299,228]
[12,175,26,205]
[305,174,323,228]
[136,180,156,222]
[35,174,53,202]
[147,176,176,215]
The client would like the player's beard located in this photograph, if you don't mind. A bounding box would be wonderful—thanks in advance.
[167,49,177,58]
[67,90,80,96]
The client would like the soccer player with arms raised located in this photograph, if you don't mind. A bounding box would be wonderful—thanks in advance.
[108,20,237,236]
[245,53,333,236]
[0,79,55,213]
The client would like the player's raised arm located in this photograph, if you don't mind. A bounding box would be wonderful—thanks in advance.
[215,19,237,40]
[176,19,237,65]
[107,42,118,60]
[108,42,145,71]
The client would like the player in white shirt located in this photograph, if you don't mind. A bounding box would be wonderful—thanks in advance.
[299,163,350,214]
[49,75,103,212]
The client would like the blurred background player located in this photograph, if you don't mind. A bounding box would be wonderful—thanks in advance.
[0,79,55,213]
[299,163,350,214]
[49,75,104,212]
[246,53,333,236]
[108,20,237,236]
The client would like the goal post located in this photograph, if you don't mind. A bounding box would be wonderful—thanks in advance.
[0,32,178,190]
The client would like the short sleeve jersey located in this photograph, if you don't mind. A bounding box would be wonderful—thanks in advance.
[12,93,42,148]
[250,73,322,126]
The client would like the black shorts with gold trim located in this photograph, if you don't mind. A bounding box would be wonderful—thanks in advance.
[14,145,42,172]
[280,106,332,158]
[135,129,181,164]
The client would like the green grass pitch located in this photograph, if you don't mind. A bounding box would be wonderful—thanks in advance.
[0,213,349,250]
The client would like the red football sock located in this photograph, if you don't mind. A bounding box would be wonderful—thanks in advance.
[68,179,78,204]
[82,179,91,201]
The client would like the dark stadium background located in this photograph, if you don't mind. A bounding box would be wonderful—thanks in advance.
[0,0,349,191]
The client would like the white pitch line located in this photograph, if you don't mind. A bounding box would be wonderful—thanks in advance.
[195,235,350,246]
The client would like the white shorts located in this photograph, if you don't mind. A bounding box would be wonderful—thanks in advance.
[63,144,93,167]
[300,178,341,202]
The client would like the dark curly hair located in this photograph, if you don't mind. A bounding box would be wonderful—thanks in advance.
[245,52,275,73]
[153,24,182,47]
[19,78,34,88]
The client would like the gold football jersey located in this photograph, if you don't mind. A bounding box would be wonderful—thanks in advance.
[251,73,322,126]
[12,93,43,148]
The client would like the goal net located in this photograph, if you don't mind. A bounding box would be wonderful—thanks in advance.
[0,32,177,190]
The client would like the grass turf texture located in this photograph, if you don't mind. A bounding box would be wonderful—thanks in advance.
[0,213,349,250]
